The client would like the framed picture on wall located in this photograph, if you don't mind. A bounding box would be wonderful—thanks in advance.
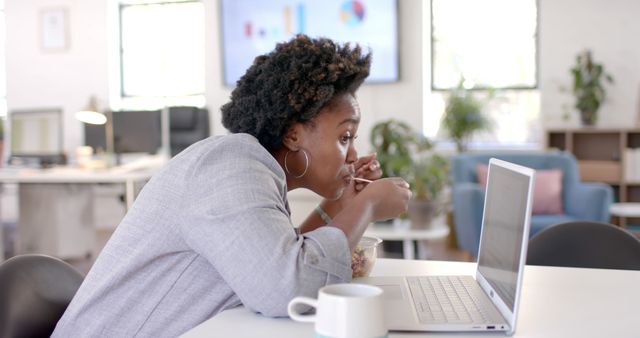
[40,8,69,51]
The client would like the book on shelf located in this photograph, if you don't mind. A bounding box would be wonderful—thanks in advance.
[624,148,640,182]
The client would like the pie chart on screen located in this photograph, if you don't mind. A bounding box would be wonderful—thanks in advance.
[340,0,365,27]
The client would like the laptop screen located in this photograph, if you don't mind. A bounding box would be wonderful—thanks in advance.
[477,162,531,312]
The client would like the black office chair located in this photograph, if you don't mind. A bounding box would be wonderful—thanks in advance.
[169,106,210,156]
[0,254,84,338]
[527,221,640,270]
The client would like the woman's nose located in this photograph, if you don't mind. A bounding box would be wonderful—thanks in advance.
[346,146,358,164]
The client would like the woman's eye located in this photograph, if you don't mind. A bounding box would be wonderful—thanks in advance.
[340,132,358,144]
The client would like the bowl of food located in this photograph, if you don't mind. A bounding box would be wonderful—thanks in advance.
[351,236,383,278]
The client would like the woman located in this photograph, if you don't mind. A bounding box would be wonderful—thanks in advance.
[53,35,411,337]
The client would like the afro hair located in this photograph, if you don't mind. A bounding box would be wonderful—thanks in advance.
[221,34,372,150]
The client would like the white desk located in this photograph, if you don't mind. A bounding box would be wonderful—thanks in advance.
[0,162,162,259]
[0,165,159,209]
[182,259,640,338]
[365,220,450,259]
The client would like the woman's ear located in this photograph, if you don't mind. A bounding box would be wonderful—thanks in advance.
[282,123,303,151]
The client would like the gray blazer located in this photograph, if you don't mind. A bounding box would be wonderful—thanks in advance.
[52,133,351,337]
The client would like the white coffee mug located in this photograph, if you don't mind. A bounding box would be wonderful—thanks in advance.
[287,283,388,338]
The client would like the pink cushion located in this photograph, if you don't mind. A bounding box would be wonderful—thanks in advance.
[476,164,564,215]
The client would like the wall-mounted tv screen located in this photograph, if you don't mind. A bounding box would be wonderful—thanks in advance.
[220,0,398,86]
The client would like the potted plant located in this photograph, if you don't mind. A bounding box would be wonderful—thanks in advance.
[441,82,491,152]
[370,119,449,228]
[570,50,614,126]
[404,154,449,228]
[370,119,432,178]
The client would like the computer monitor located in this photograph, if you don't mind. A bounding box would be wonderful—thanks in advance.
[9,108,65,166]
[113,110,162,154]
[84,110,162,155]
[220,0,399,86]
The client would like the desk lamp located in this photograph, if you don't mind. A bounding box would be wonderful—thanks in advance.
[75,96,115,163]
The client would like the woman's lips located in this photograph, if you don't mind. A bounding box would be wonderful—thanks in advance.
[342,174,353,184]
[341,166,356,185]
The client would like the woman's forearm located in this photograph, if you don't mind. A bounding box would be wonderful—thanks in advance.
[298,198,372,250]
[327,197,374,250]
[298,198,345,234]
[298,209,325,234]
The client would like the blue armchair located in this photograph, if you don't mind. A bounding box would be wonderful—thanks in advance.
[451,151,613,257]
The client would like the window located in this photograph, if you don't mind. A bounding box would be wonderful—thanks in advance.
[118,0,205,106]
[424,0,541,147]
[431,0,537,90]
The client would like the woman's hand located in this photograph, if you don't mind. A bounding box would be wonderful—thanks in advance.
[335,153,382,208]
[308,153,388,232]
[353,153,382,192]
[358,177,412,221]
[323,176,412,249]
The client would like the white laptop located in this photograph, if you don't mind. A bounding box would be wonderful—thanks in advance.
[359,158,535,335]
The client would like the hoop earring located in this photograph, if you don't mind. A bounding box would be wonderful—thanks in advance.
[284,149,309,179]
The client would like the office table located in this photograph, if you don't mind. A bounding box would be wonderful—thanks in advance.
[182,259,640,338]
[0,166,157,209]
[365,220,450,259]
[0,162,162,259]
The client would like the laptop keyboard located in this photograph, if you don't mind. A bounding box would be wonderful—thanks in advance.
[407,276,489,324]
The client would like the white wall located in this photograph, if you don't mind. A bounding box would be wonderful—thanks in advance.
[540,0,640,128]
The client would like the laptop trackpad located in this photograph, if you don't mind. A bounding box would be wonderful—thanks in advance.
[378,285,405,300]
